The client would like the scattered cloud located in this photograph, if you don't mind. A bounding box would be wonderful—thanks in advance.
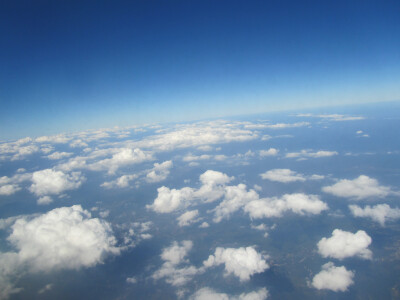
[286,150,338,159]
[311,262,354,292]
[177,210,200,227]
[297,113,364,122]
[260,169,305,183]
[349,204,400,226]
[146,160,173,183]
[264,122,309,129]
[203,246,269,281]
[101,174,139,189]
[317,229,372,260]
[189,287,269,300]
[322,175,393,200]
[47,151,73,160]
[245,193,328,219]
[259,148,279,157]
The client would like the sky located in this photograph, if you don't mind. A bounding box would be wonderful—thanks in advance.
[1,0,400,140]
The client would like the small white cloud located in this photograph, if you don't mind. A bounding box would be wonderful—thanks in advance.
[101,174,138,189]
[189,287,269,300]
[147,186,195,213]
[203,246,269,281]
[199,222,209,228]
[146,160,173,183]
[29,169,85,197]
[286,150,338,159]
[260,169,306,183]
[349,204,400,226]
[37,196,53,205]
[265,122,309,129]
[311,262,354,292]
[245,193,328,219]
[38,283,53,294]
[297,113,364,122]
[99,210,110,218]
[317,229,372,260]
[47,151,73,160]
[322,175,392,200]
[259,148,279,157]
[177,210,200,227]
[126,277,137,284]
[0,184,21,196]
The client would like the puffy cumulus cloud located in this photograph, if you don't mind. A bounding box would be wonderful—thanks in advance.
[101,174,138,189]
[0,184,21,196]
[7,205,120,272]
[127,120,258,151]
[212,184,259,223]
[147,186,195,213]
[37,196,53,205]
[311,262,354,292]
[260,169,305,183]
[89,148,153,174]
[35,134,71,144]
[189,287,268,300]
[146,160,173,183]
[177,210,200,227]
[286,150,338,159]
[317,229,372,260]
[259,148,278,157]
[46,151,73,160]
[0,206,120,298]
[244,194,328,219]
[29,169,85,197]
[147,170,233,213]
[349,204,400,226]
[322,175,393,200]
[203,247,269,281]
[0,138,41,161]
[153,240,203,286]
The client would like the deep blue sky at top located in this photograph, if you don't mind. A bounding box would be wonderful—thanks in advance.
[1,0,400,140]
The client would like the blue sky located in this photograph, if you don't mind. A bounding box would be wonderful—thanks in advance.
[1,0,400,140]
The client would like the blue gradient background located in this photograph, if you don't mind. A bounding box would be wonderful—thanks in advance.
[1,0,400,139]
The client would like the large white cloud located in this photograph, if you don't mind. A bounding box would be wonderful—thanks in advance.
[244,194,328,219]
[0,205,120,299]
[29,169,85,197]
[317,229,372,260]
[322,175,392,200]
[203,247,269,281]
[311,262,354,292]
[260,169,306,183]
[349,204,400,226]
[189,287,269,300]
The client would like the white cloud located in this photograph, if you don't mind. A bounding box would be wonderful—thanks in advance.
[153,240,202,286]
[189,287,268,300]
[126,277,137,284]
[36,134,71,144]
[89,148,153,174]
[212,184,259,223]
[0,184,21,196]
[286,150,338,159]
[199,222,210,228]
[101,174,138,189]
[195,170,234,203]
[147,186,195,213]
[317,229,372,260]
[183,154,211,162]
[47,151,73,160]
[265,122,309,129]
[349,204,400,226]
[244,193,328,219]
[297,113,364,122]
[322,175,392,200]
[38,283,53,294]
[0,205,120,298]
[177,210,200,227]
[146,160,173,183]
[259,148,278,157]
[37,196,53,205]
[311,262,354,292]
[260,169,306,183]
[203,246,269,281]
[29,169,85,197]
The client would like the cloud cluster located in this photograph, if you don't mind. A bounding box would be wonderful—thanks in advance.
[203,247,269,281]
[349,204,400,226]
[322,175,392,200]
[317,229,372,260]
[189,287,269,300]
[244,194,328,219]
[311,262,354,292]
